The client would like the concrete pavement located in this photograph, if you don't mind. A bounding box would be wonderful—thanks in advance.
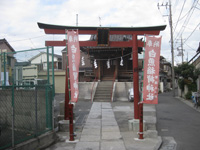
[46,101,162,150]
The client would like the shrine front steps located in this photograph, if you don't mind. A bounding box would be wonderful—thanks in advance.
[93,81,113,102]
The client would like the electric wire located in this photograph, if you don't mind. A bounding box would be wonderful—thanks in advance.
[183,22,200,44]
[173,0,186,33]
[174,0,198,43]
[9,35,46,43]
[184,43,197,51]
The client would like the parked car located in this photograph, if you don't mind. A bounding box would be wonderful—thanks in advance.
[128,88,134,102]
[20,79,48,89]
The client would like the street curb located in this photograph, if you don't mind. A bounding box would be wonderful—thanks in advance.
[159,136,177,150]
[154,136,162,150]
[175,97,200,113]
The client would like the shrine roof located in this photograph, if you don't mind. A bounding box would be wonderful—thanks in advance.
[38,22,166,32]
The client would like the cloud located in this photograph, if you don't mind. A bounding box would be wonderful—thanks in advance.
[0,0,199,64]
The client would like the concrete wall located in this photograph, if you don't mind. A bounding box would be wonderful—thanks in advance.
[39,70,98,97]
[178,84,189,98]
[55,81,133,101]
[39,71,65,94]
[0,89,48,132]
[114,82,133,101]
[79,82,98,100]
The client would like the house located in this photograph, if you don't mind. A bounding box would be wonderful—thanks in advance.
[13,61,31,85]
[29,52,62,71]
[159,56,172,92]
[191,42,200,91]
[0,38,16,85]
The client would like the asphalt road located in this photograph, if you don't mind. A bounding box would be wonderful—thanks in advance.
[156,91,200,150]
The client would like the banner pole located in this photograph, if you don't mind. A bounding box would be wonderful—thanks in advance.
[64,30,70,120]
[138,35,146,140]
[138,102,144,139]
[132,34,139,119]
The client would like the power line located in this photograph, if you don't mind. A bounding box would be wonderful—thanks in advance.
[174,0,198,42]
[9,35,46,43]
[183,22,200,44]
[173,0,186,33]
[173,0,179,13]
[184,43,197,51]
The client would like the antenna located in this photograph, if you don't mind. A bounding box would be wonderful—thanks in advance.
[99,17,101,27]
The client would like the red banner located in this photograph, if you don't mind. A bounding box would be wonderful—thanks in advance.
[67,30,80,103]
[143,36,162,104]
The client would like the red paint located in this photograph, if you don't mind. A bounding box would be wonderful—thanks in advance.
[44,28,161,35]
[39,23,164,133]
[45,40,144,48]
[109,30,160,35]
[139,103,144,139]
[132,35,139,119]
[64,64,69,120]
[67,30,80,103]
[143,36,162,104]
[44,28,97,34]
[46,41,66,46]
[69,104,74,141]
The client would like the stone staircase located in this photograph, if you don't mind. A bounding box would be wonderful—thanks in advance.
[93,81,113,102]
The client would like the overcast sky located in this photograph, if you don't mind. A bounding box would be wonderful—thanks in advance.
[0,0,199,64]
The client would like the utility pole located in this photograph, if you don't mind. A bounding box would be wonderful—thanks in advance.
[177,35,184,63]
[158,0,175,96]
[76,14,78,26]
[181,35,184,63]
[169,0,175,97]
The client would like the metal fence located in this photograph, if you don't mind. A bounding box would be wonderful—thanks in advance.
[0,84,53,150]
[0,47,56,94]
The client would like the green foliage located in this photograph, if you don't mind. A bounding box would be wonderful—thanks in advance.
[185,91,192,100]
[175,63,200,80]
[187,82,197,91]
[175,63,200,93]
[178,79,184,91]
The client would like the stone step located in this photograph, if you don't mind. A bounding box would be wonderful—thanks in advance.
[95,93,111,96]
[96,89,111,93]
[97,85,112,88]
[93,98,111,102]
[98,82,112,86]
[93,81,113,102]
[94,96,111,99]
[96,87,112,90]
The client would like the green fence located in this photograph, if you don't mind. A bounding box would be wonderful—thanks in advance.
[0,84,53,150]
[0,47,55,97]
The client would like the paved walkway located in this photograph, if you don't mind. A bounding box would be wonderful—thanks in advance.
[75,102,126,150]
[46,101,162,150]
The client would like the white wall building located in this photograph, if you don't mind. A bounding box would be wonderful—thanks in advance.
[29,52,62,70]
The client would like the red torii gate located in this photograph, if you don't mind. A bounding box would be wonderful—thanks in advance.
[38,22,166,121]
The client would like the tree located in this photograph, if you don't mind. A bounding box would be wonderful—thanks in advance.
[174,63,200,99]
